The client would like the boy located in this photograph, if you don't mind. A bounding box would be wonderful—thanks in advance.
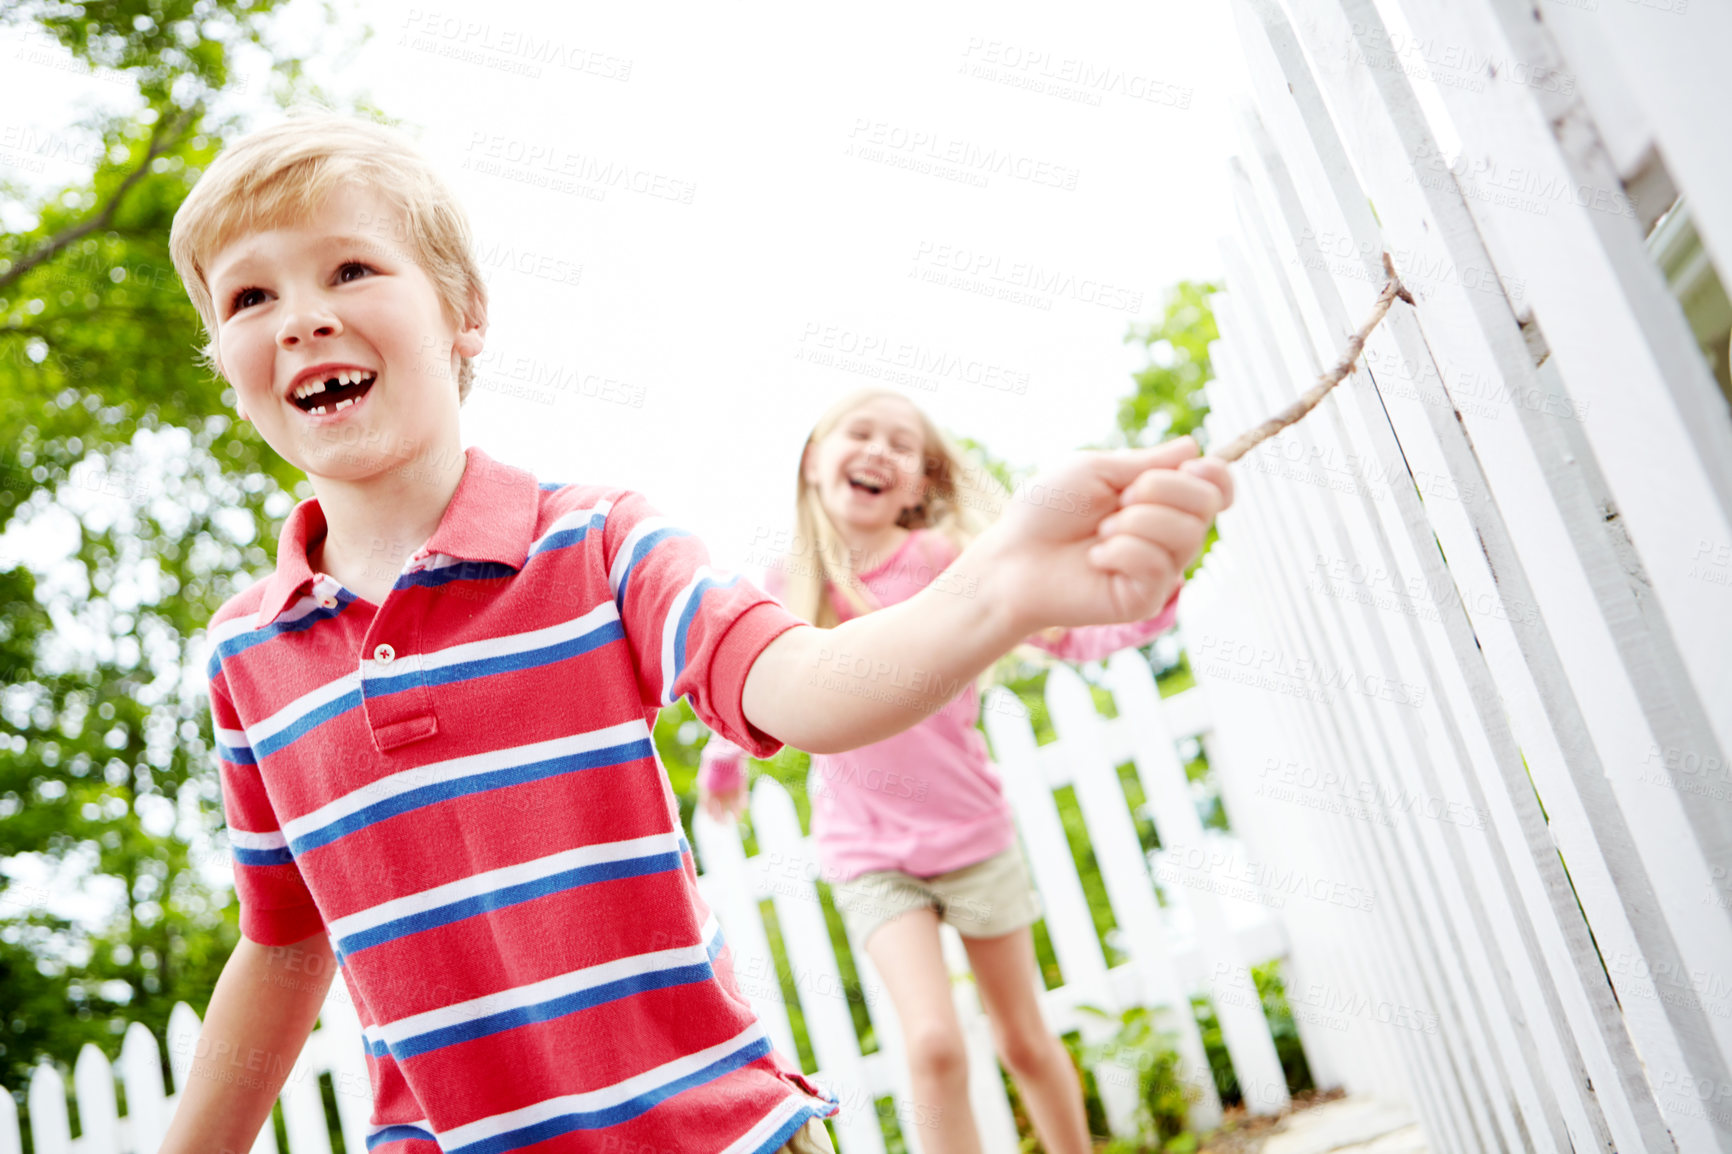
[161,115,1232,1154]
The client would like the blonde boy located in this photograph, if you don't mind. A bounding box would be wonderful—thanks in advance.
[162,115,1231,1154]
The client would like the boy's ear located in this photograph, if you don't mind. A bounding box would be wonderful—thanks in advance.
[454,293,488,359]
[799,442,820,487]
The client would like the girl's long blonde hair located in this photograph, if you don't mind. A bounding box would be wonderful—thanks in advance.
[782,388,1011,627]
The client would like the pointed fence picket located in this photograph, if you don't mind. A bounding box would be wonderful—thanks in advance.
[1192,0,1732,1149]
[1,659,1299,1152]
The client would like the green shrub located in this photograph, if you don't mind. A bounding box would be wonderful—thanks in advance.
[1078,1004,1196,1152]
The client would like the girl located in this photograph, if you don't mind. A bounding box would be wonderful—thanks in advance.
[700,388,1184,1154]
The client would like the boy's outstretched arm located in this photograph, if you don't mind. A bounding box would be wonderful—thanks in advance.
[743,438,1232,753]
[159,930,334,1153]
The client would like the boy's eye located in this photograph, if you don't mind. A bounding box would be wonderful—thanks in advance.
[230,286,267,313]
[337,261,374,283]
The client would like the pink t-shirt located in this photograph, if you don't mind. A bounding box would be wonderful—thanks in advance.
[699,529,1178,882]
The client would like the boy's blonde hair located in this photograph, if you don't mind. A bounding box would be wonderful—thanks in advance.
[785,388,1009,627]
[169,115,488,400]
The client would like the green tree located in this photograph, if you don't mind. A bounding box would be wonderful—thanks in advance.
[0,0,345,1106]
[1117,281,1220,447]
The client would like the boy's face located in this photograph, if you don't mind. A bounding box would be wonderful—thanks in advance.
[205,185,484,483]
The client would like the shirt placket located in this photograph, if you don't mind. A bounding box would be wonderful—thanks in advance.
[358,548,439,752]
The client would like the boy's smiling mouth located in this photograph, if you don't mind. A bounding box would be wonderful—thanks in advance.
[288,367,378,416]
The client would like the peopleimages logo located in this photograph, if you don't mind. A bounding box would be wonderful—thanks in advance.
[957,38,1194,109]
[845,118,1081,191]
[1154,842,1377,913]
[910,241,1144,314]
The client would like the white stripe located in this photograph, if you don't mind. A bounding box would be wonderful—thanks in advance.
[356,914,723,1058]
[437,1022,768,1147]
[206,612,260,651]
[247,589,330,632]
[242,602,621,755]
[529,499,613,554]
[327,832,684,942]
[225,828,287,851]
[719,1096,814,1154]
[407,550,470,575]
[215,727,252,749]
[279,719,650,845]
[274,591,332,627]
[357,601,620,685]
[608,515,676,597]
[244,669,362,748]
[659,565,725,707]
[376,926,720,1048]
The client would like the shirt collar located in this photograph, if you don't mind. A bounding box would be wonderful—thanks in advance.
[255,446,541,626]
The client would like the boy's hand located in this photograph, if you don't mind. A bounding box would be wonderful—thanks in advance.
[699,782,748,822]
[740,436,1230,754]
[981,436,1232,633]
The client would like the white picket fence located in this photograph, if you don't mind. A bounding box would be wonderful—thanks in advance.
[3,659,1303,1152]
[1189,1,1732,1153]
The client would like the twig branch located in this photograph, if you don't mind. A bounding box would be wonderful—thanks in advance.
[1213,252,1414,463]
[0,104,200,294]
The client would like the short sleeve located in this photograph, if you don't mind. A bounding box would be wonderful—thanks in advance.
[209,673,324,946]
[602,491,805,759]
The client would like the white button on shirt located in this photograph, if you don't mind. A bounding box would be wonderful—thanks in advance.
[374,643,396,664]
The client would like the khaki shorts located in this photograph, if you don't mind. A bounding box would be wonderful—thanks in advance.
[776,1117,834,1153]
[831,846,1043,947]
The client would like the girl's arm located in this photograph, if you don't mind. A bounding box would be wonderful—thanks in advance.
[1025,582,1182,662]
[159,931,334,1153]
[742,441,1230,753]
[697,733,749,820]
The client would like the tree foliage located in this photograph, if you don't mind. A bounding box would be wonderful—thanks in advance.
[0,0,336,1103]
[1116,280,1220,448]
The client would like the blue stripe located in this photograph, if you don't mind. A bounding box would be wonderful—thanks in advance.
[538,481,570,491]
[252,688,365,759]
[338,851,683,958]
[207,593,357,680]
[366,1124,438,1150]
[527,512,609,559]
[670,575,741,694]
[289,738,654,856]
[251,619,624,763]
[444,1035,774,1154]
[388,961,715,1061]
[393,560,517,590]
[216,741,256,766]
[613,527,690,614]
[362,621,624,702]
[365,929,723,1060]
[233,845,295,867]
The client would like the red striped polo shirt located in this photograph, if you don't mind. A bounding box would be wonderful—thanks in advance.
[205,446,834,1153]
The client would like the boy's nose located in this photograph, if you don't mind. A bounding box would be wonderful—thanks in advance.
[277,306,344,348]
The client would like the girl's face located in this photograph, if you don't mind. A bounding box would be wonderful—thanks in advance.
[803,396,929,532]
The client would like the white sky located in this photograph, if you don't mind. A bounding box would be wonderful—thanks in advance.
[5,0,1250,575]
[0,4,1250,924]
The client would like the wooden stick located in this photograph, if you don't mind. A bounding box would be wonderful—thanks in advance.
[1213,252,1414,463]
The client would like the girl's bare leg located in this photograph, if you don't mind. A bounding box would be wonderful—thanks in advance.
[866,908,983,1154]
[963,926,1093,1154]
